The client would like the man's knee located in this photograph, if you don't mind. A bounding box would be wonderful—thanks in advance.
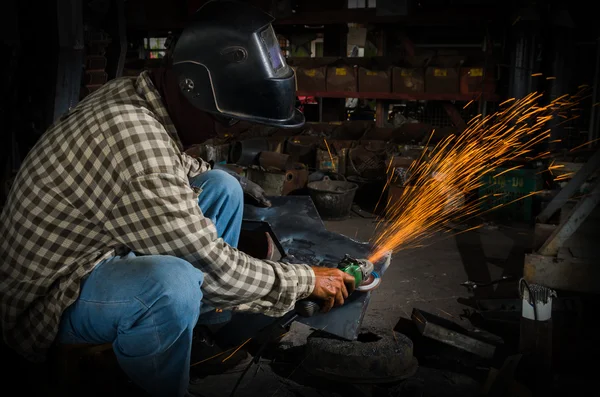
[197,169,243,202]
[145,256,204,326]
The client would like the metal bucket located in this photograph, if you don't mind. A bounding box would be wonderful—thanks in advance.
[307,175,358,220]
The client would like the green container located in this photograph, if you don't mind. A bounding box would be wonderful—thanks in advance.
[478,167,543,222]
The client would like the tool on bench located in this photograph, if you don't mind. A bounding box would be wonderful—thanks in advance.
[295,255,379,318]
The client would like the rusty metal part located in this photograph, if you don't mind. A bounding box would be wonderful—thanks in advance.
[258,151,292,171]
[412,308,496,359]
[231,138,269,166]
[185,141,231,164]
[285,137,316,165]
[245,164,308,196]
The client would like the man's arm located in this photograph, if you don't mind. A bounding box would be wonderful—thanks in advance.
[104,171,315,316]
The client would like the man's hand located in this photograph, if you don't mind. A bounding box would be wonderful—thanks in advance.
[309,267,356,313]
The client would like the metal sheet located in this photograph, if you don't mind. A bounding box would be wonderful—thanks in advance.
[242,196,391,341]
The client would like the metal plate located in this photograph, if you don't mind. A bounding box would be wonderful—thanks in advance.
[242,196,391,341]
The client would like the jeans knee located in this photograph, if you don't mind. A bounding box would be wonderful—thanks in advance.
[206,170,243,203]
[147,257,204,327]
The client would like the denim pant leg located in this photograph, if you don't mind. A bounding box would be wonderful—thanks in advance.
[190,169,244,324]
[57,252,204,397]
[189,169,244,248]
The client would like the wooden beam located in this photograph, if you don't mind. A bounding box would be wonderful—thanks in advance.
[523,253,600,294]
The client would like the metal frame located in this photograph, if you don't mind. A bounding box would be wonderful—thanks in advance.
[537,148,600,224]
[538,177,600,256]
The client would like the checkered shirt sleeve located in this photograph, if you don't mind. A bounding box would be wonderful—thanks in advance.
[0,70,314,362]
[104,171,315,315]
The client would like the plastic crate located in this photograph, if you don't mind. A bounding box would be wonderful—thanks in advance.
[478,167,543,222]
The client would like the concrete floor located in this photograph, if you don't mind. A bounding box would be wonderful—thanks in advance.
[324,214,532,331]
[188,213,534,397]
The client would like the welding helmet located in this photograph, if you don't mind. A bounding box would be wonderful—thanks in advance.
[171,0,304,128]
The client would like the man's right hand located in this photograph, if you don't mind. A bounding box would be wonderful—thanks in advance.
[309,267,357,313]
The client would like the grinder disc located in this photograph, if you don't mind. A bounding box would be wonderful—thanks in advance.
[356,271,381,292]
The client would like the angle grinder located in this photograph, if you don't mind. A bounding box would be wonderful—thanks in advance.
[294,255,380,318]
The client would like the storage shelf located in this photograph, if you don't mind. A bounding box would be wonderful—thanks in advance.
[296,91,501,102]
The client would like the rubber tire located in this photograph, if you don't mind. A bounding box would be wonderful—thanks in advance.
[302,327,418,383]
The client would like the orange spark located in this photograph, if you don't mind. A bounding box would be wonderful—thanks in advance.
[367,89,586,263]
[569,137,600,152]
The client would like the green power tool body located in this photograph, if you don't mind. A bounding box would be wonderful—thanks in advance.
[294,255,378,318]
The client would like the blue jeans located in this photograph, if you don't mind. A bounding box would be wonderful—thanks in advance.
[57,170,243,397]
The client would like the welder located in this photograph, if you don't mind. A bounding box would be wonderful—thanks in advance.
[0,1,355,396]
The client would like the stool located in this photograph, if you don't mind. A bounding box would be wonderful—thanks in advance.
[51,343,133,396]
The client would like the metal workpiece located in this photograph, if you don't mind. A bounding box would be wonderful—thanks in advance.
[257,151,292,171]
[242,196,391,341]
[230,138,270,166]
[411,308,497,359]
[245,164,308,196]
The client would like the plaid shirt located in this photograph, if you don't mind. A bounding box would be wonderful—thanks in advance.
[0,71,315,362]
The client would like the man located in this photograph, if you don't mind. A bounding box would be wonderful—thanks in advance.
[0,1,355,396]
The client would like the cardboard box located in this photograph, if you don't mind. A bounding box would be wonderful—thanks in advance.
[357,57,391,93]
[425,55,465,94]
[460,67,496,95]
[392,67,425,93]
[288,57,335,92]
[425,67,459,94]
[326,59,357,92]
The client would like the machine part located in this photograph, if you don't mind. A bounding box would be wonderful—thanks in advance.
[412,308,496,359]
[230,138,269,166]
[171,1,304,128]
[537,145,600,225]
[294,301,320,318]
[538,176,600,256]
[302,327,418,383]
[295,255,375,317]
[307,175,358,220]
[245,164,308,196]
[356,271,381,292]
[257,151,292,171]
[242,196,391,341]
[285,138,315,165]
